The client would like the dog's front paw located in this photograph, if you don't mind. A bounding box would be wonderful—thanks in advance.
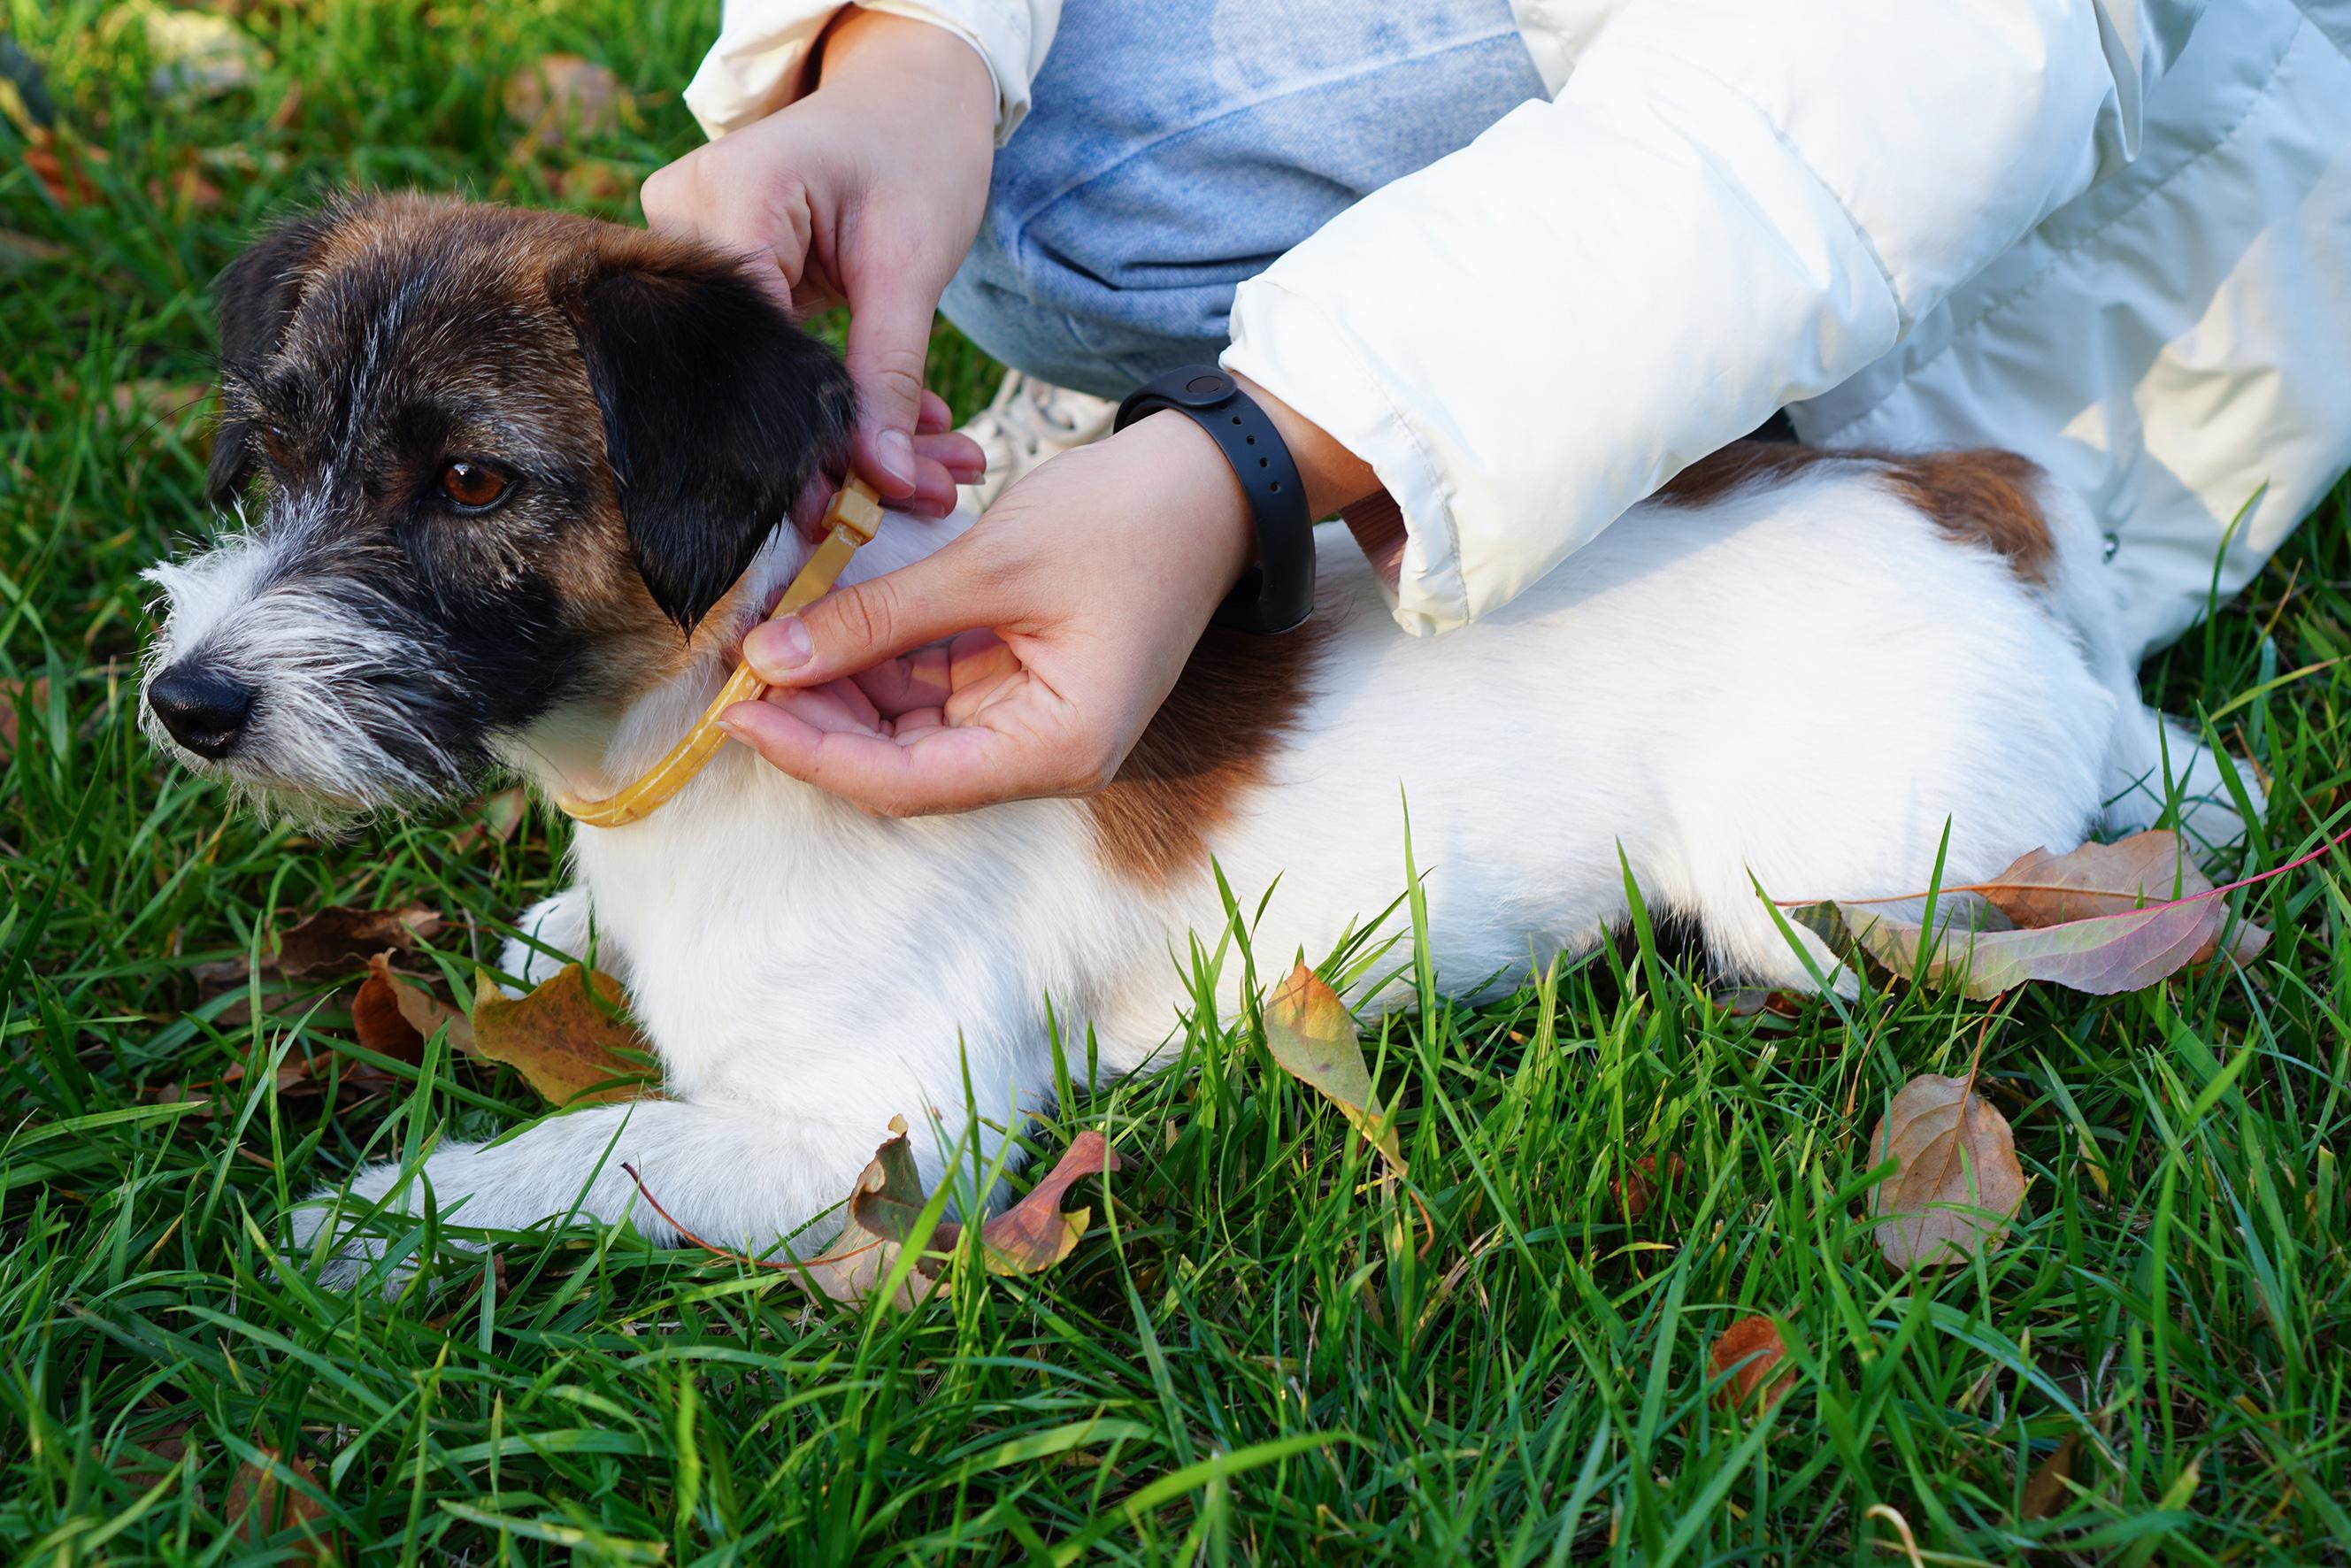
[498,886,603,986]
[286,1164,427,1295]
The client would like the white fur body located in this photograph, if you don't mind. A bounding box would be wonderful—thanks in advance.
[242,465,2236,1279]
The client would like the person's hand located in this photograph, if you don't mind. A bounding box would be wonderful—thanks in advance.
[716,411,1254,813]
[641,10,993,513]
[717,379,1382,815]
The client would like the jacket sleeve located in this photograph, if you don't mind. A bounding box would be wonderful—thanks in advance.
[684,0,1061,145]
[1221,0,2201,636]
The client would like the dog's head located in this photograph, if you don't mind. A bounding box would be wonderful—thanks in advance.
[141,192,852,818]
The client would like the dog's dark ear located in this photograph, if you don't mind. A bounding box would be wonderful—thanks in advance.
[206,208,337,509]
[571,250,855,633]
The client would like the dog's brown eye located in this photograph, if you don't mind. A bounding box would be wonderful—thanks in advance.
[438,461,510,511]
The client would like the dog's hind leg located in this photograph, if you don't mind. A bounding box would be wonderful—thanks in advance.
[295,1098,895,1291]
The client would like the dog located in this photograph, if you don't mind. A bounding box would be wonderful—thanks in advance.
[143,194,2248,1284]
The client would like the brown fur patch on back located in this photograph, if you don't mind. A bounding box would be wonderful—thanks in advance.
[1652,440,1848,506]
[1654,440,2055,582]
[1879,449,2055,584]
[1087,611,1331,887]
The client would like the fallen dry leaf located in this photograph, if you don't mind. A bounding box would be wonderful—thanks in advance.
[111,378,212,432]
[149,164,224,212]
[351,952,471,1063]
[1796,829,2272,998]
[630,1117,1120,1309]
[449,785,527,850]
[226,1446,333,1559]
[1714,988,1810,1019]
[504,54,622,150]
[1615,1152,1686,1222]
[468,963,657,1106]
[1971,833,2207,926]
[1263,962,1403,1171]
[0,675,51,762]
[23,142,95,208]
[556,158,636,207]
[973,1130,1122,1275]
[796,1114,943,1307]
[1868,1072,2027,1268]
[841,1114,934,1254]
[849,1121,1124,1275]
[275,903,443,979]
[2022,1433,2082,1519]
[1709,1315,1794,1412]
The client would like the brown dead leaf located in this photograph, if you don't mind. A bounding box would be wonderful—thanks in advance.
[450,786,528,850]
[467,963,656,1106]
[99,1418,193,1489]
[149,164,224,212]
[1263,962,1403,1171]
[504,54,622,150]
[804,1114,942,1307]
[1868,1072,2027,1268]
[1,676,51,762]
[846,1121,1122,1275]
[1714,988,1809,1019]
[275,903,443,980]
[1709,1315,1794,1412]
[556,158,636,207]
[226,1447,333,1559]
[351,953,472,1064]
[632,1117,1120,1309]
[1797,828,2274,998]
[1615,1153,1686,1222]
[1974,833,2206,926]
[220,1057,319,1097]
[2022,1433,2081,1519]
[976,1130,1123,1274]
[111,378,212,432]
[23,142,94,208]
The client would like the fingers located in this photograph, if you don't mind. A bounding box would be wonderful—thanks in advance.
[744,537,1012,688]
[641,150,812,311]
[842,286,945,501]
[717,700,1036,816]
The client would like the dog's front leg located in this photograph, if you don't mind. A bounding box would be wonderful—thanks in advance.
[296,1098,896,1290]
[497,885,619,986]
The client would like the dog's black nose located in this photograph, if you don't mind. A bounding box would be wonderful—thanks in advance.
[148,665,254,759]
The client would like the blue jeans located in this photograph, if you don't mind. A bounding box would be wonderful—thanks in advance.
[940,0,1546,397]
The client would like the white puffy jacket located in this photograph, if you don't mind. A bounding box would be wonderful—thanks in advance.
[688,1,2351,656]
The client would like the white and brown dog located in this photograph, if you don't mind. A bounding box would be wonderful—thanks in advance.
[143,195,2247,1282]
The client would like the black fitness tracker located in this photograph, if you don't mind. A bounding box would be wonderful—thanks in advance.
[1113,366,1315,634]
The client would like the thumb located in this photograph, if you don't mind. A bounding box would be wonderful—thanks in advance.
[744,535,1009,687]
[842,287,938,499]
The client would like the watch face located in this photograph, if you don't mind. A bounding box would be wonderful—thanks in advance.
[1181,372,1229,400]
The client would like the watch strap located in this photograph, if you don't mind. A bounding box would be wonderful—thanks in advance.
[1113,367,1315,634]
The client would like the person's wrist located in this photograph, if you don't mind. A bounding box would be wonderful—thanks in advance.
[1227,371,1378,520]
[1113,411,1256,608]
[817,9,995,142]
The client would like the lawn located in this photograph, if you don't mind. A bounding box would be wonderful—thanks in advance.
[6,2,2351,1563]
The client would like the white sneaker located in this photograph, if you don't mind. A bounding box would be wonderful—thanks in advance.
[957,371,1118,511]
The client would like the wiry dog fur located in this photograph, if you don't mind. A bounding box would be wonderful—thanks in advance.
[145,195,2255,1287]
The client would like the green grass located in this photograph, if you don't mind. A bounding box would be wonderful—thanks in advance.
[7,2,2351,1562]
